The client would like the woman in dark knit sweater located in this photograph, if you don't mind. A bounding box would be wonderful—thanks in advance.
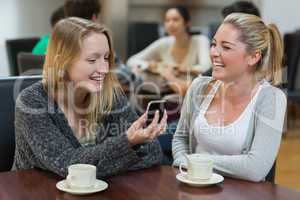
[14,17,167,179]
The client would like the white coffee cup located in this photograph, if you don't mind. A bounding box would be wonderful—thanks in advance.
[66,164,96,190]
[179,154,213,181]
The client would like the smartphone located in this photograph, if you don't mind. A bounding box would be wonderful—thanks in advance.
[146,100,166,126]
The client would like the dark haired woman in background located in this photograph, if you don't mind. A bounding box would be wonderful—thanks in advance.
[127,5,211,96]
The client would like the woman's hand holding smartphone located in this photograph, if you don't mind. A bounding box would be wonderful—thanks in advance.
[126,100,168,146]
[145,100,166,125]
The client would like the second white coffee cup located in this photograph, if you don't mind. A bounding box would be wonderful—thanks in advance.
[179,154,213,181]
[66,164,96,190]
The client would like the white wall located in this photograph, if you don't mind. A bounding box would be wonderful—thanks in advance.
[0,0,61,76]
[260,0,300,34]
[102,0,129,61]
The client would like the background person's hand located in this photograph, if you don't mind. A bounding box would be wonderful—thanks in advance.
[127,110,168,146]
[160,64,176,80]
[172,65,181,76]
[147,61,159,74]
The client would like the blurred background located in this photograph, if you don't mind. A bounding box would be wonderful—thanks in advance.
[2,0,300,74]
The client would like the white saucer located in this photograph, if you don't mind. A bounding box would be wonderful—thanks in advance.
[176,173,224,187]
[56,179,108,195]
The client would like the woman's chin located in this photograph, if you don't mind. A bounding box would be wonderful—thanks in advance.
[88,85,102,93]
[167,30,177,36]
[212,69,228,80]
[212,71,222,80]
[76,82,102,94]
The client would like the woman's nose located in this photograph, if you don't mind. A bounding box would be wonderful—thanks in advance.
[210,46,221,57]
[166,21,173,27]
[97,62,109,74]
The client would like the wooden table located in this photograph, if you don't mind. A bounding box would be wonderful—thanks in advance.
[0,166,299,200]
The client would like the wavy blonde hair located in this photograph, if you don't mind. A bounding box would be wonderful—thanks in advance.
[43,17,121,126]
[223,13,283,86]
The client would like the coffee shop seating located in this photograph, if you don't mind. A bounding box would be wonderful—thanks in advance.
[127,22,160,59]
[0,76,42,172]
[17,52,44,75]
[5,37,40,76]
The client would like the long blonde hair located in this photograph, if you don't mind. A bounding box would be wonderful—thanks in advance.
[223,13,283,86]
[43,17,121,126]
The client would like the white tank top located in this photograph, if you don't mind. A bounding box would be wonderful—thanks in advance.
[193,81,262,155]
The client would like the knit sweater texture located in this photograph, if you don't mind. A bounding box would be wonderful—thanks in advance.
[14,81,162,179]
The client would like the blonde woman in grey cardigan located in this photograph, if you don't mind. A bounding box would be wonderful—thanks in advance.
[14,18,167,179]
[172,13,287,182]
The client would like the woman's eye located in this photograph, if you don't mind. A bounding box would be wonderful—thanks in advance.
[104,57,109,62]
[223,46,231,50]
[87,59,96,64]
[210,42,216,47]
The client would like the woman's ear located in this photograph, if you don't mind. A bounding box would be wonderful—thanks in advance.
[61,69,70,81]
[248,51,262,66]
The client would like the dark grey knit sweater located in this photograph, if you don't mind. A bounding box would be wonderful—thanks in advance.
[14,81,162,179]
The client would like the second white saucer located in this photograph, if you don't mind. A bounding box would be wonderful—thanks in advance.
[176,173,224,187]
[56,179,108,195]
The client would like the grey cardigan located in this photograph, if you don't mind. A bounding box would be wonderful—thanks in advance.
[14,82,162,179]
[172,76,287,182]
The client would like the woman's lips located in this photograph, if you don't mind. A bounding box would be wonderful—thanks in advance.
[213,62,225,68]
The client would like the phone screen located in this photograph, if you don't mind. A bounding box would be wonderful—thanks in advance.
[146,100,166,125]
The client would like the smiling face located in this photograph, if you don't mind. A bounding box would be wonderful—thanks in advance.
[68,32,110,93]
[210,23,255,83]
[164,8,188,37]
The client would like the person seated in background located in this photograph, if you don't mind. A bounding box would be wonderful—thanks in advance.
[208,1,261,40]
[172,13,287,182]
[222,0,261,18]
[127,5,211,97]
[14,17,167,179]
[32,5,65,55]
[64,0,100,22]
